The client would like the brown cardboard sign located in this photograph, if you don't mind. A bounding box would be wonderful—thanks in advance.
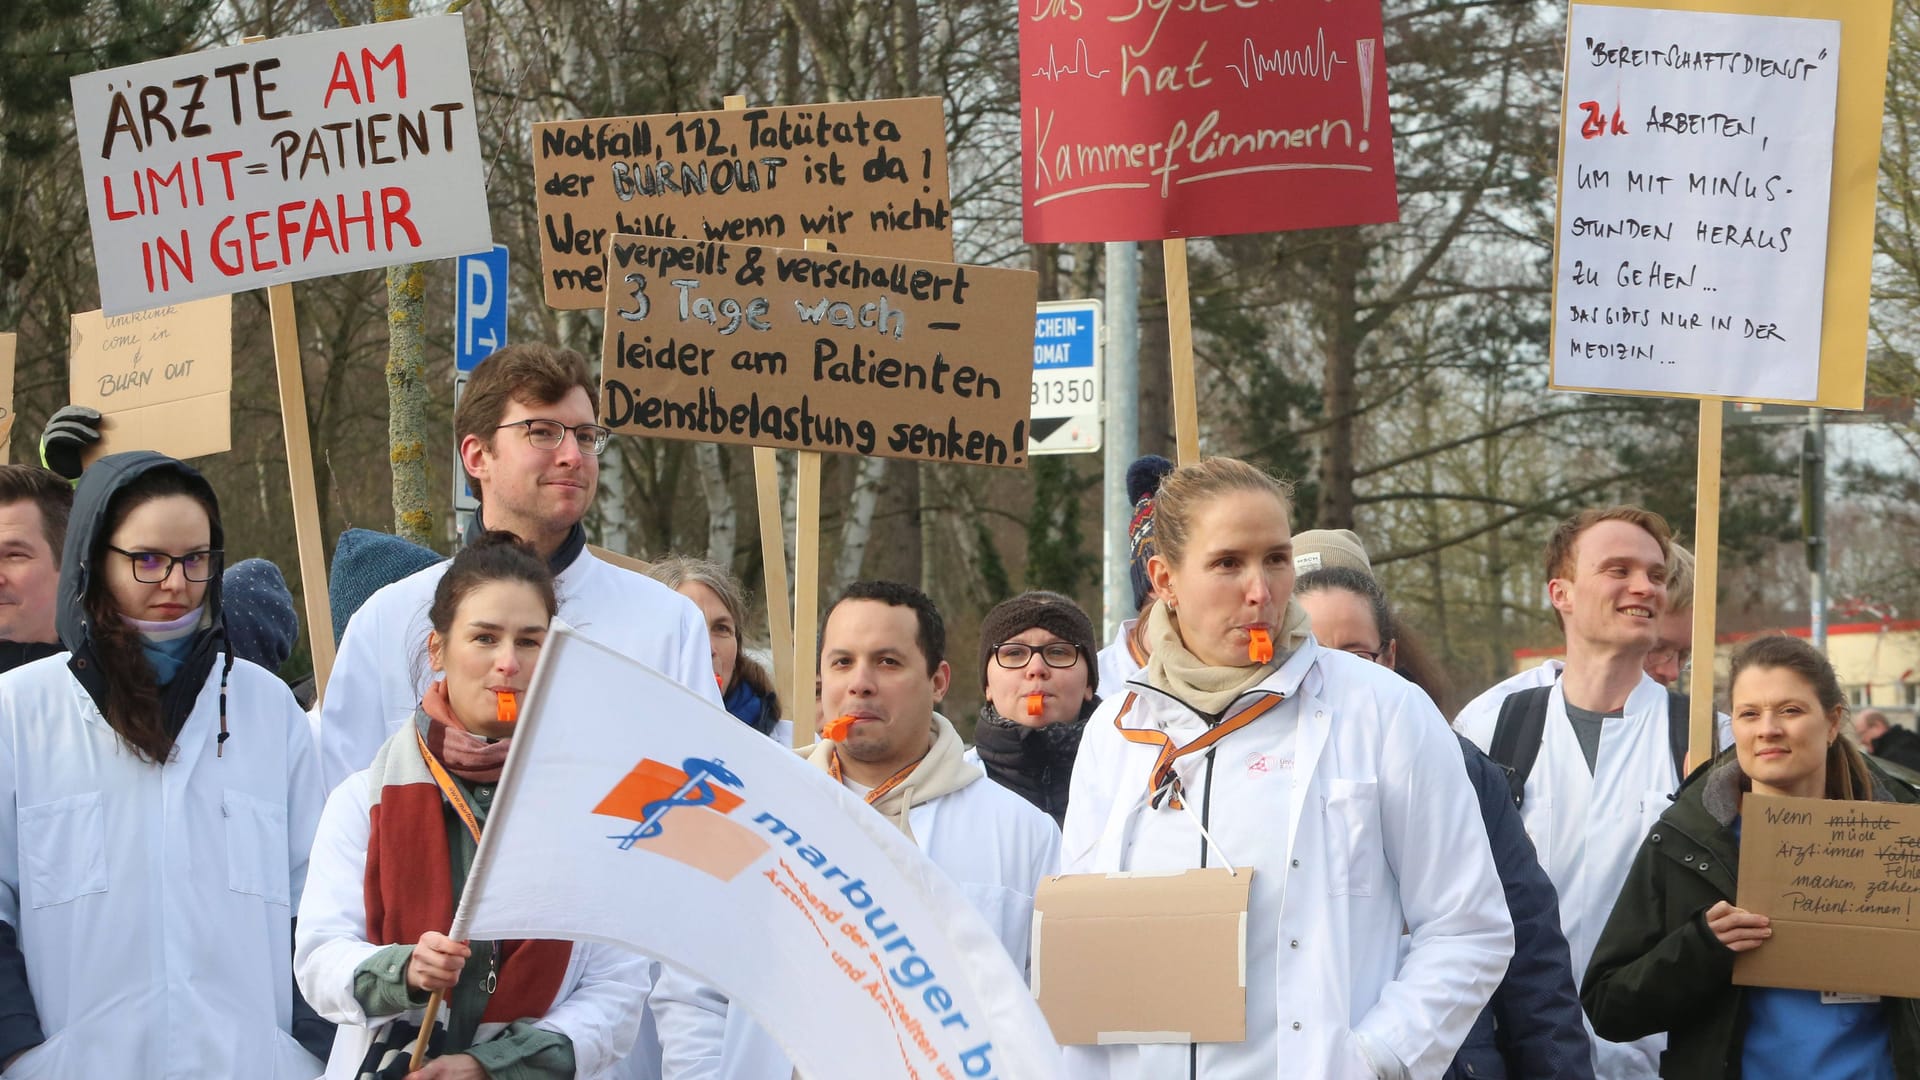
[69,296,232,464]
[1733,793,1920,999]
[598,236,1036,468]
[535,98,954,310]
[1032,867,1252,1045]
[0,333,15,464]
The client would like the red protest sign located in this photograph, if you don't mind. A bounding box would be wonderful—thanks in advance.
[1020,0,1399,242]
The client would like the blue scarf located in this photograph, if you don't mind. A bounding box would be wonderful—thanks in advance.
[723,677,765,730]
[125,607,204,686]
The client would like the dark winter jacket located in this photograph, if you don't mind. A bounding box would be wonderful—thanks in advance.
[1447,735,1595,1080]
[972,697,1096,826]
[0,641,59,676]
[1871,726,1920,774]
[1582,754,1920,1078]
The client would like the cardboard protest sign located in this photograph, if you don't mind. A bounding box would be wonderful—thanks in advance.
[536,99,953,309]
[1033,868,1252,1044]
[69,296,233,463]
[1733,794,1920,998]
[71,16,489,315]
[0,334,14,464]
[598,237,1038,467]
[1549,0,1892,409]
[1019,0,1396,242]
[453,622,1064,1080]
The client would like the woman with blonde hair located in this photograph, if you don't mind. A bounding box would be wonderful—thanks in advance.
[648,556,787,743]
[1061,457,1512,1079]
[1583,634,1920,1077]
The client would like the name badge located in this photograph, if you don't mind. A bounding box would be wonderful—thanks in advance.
[1820,991,1881,1006]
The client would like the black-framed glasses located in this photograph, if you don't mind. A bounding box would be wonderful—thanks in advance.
[496,419,613,455]
[992,641,1082,670]
[107,545,223,583]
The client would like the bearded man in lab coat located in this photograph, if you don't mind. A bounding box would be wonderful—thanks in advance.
[318,343,721,791]
[1456,506,1683,1080]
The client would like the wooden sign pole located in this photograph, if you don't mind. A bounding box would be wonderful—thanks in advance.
[792,448,823,744]
[1163,238,1201,465]
[1686,398,1724,770]
[753,446,796,729]
[268,284,337,698]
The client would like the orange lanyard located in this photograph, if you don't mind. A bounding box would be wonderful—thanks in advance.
[1112,691,1281,809]
[828,750,921,806]
[415,728,485,846]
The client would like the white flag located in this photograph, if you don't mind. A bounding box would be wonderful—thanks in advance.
[454,621,1062,1080]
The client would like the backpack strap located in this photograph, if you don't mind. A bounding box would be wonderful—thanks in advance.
[1488,685,1554,809]
[1667,691,1692,783]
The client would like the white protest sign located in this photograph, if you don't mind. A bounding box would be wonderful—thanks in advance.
[71,16,489,316]
[454,623,1062,1080]
[1551,5,1839,402]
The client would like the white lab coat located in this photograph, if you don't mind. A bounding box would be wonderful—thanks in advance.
[1095,618,1142,697]
[1454,659,1563,724]
[650,770,1062,1080]
[0,654,326,1079]
[295,771,653,1079]
[1456,673,1677,1080]
[317,547,722,791]
[1062,643,1513,1080]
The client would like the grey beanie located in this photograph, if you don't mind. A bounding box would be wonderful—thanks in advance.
[223,558,299,672]
[329,528,443,644]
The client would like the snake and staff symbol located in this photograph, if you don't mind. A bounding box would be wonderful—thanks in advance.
[607,756,745,849]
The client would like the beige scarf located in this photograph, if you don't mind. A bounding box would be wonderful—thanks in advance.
[805,712,980,840]
[1143,597,1312,715]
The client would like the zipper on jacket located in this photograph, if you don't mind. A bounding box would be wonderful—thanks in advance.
[1190,747,1218,1080]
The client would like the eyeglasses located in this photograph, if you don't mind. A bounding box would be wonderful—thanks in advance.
[1344,647,1382,663]
[496,419,613,455]
[107,545,223,583]
[992,641,1082,670]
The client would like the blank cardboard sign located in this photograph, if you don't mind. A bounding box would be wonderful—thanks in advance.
[1734,793,1920,999]
[0,333,14,464]
[1032,867,1252,1045]
[69,296,232,464]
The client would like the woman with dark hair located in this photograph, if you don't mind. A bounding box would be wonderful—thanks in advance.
[297,531,649,1080]
[0,452,326,1076]
[1583,634,1920,1077]
[1297,563,1594,1080]
[648,556,787,743]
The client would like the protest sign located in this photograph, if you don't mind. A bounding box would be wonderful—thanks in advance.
[535,99,953,309]
[71,16,489,315]
[1733,794,1920,998]
[69,296,232,463]
[598,236,1038,467]
[0,334,14,464]
[1019,0,1397,242]
[1549,0,1891,409]
[451,621,1064,1080]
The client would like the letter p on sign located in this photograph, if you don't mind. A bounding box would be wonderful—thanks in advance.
[457,244,510,372]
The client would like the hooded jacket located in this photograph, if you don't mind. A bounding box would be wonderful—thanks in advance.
[1582,754,1920,1078]
[0,451,329,1077]
[57,451,230,744]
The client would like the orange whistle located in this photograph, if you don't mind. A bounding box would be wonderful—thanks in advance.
[1026,692,1044,718]
[823,714,857,741]
[1248,628,1273,664]
[495,689,519,726]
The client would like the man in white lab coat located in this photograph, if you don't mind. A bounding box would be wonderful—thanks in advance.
[651,580,1060,1080]
[1456,506,1682,1080]
[317,343,720,791]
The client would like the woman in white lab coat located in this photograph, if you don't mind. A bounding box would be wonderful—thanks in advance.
[0,451,326,1078]
[296,531,649,1079]
[1060,457,1513,1080]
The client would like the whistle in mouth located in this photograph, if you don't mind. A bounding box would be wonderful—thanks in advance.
[495,689,519,726]
[823,714,857,741]
[1025,692,1045,718]
[1248,628,1274,664]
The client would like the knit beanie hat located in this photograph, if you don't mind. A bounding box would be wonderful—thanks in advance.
[1292,529,1373,576]
[1126,455,1175,611]
[223,558,299,672]
[978,590,1100,695]
[329,528,443,644]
